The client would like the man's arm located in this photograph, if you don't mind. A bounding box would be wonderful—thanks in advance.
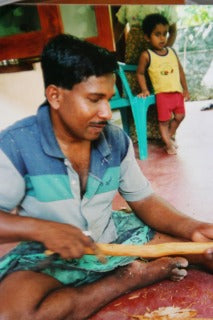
[137,51,150,97]
[128,193,213,242]
[0,210,93,259]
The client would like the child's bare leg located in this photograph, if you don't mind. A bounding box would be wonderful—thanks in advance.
[0,257,188,320]
[159,121,176,155]
[169,113,185,140]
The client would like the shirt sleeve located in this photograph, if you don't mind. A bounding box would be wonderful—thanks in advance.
[119,138,153,202]
[0,141,25,212]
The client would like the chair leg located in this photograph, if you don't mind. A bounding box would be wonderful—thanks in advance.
[131,100,150,160]
[120,107,130,135]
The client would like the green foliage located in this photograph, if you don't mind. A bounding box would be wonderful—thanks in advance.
[177,5,213,28]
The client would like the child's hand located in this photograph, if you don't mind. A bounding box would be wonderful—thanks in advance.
[137,90,150,98]
[183,90,190,101]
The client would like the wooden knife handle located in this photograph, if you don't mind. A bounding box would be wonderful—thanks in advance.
[45,242,213,258]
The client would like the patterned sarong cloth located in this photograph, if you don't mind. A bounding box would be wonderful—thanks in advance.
[0,211,155,286]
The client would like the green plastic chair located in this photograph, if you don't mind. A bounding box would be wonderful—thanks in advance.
[110,62,155,160]
[110,83,130,135]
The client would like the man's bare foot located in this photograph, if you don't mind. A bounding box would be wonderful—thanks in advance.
[115,257,188,291]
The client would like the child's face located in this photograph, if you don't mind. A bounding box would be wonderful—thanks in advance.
[148,24,169,50]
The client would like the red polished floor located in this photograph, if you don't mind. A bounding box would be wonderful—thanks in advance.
[90,269,213,320]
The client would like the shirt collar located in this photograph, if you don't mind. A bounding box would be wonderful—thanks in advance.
[37,103,64,159]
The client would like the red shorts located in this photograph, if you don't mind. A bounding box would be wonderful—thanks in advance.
[156,92,185,122]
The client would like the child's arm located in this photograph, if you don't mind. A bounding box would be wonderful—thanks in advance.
[167,23,177,47]
[177,55,190,101]
[137,51,150,97]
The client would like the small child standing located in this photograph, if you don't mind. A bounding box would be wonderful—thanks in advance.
[137,13,190,155]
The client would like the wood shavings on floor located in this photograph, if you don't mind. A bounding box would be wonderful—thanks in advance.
[130,306,198,319]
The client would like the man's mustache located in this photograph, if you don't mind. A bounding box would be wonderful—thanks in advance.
[89,121,108,125]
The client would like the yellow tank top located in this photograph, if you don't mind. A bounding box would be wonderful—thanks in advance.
[147,48,183,94]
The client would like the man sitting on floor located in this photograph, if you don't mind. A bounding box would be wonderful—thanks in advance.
[0,34,213,320]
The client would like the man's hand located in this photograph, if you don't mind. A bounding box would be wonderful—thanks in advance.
[204,248,213,261]
[0,211,95,260]
[191,223,213,262]
[39,221,94,259]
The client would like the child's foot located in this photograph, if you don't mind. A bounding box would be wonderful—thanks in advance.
[170,138,178,149]
[165,145,177,155]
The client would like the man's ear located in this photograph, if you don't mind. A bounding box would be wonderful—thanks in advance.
[45,85,61,110]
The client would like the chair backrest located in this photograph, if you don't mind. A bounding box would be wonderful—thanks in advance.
[110,62,137,110]
[117,62,137,102]
[110,61,155,111]
[110,80,130,110]
[116,62,155,107]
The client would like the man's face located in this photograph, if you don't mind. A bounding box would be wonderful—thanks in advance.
[52,73,115,141]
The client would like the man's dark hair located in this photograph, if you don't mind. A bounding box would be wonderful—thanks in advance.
[41,34,118,89]
[142,13,169,37]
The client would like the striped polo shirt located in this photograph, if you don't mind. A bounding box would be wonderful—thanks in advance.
[0,104,153,243]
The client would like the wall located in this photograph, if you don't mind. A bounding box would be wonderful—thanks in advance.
[1,10,212,131]
[174,22,213,100]
[60,5,97,39]
[0,5,109,130]
[0,62,44,130]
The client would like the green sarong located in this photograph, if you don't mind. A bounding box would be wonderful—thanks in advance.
[0,211,155,286]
